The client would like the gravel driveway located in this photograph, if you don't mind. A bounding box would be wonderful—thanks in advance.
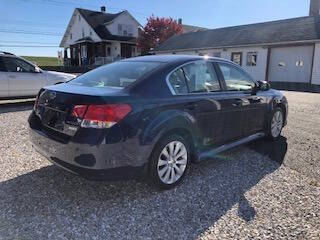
[0,91,319,239]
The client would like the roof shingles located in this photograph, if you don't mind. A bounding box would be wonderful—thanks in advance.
[155,16,320,52]
[77,8,136,42]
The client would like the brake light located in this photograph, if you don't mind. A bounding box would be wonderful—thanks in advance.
[72,104,132,129]
[71,105,88,118]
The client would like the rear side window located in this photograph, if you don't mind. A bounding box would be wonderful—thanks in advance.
[2,57,36,73]
[168,68,188,94]
[182,61,220,93]
[69,61,161,88]
[218,63,255,91]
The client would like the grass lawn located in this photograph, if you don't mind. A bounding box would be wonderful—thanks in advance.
[21,56,62,66]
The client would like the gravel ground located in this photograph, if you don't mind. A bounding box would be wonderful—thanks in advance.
[0,91,319,239]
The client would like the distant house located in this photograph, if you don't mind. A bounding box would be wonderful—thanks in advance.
[155,0,320,92]
[60,6,141,66]
[178,19,208,34]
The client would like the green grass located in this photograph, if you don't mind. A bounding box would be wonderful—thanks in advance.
[21,56,62,66]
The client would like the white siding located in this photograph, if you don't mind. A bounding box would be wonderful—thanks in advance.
[64,10,101,48]
[157,46,268,81]
[106,12,139,38]
[311,43,320,85]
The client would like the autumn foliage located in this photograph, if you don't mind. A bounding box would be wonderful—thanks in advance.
[137,16,183,55]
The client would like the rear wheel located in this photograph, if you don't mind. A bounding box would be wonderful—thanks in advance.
[267,107,284,140]
[148,135,190,190]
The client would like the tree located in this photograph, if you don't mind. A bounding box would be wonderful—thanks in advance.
[137,16,183,55]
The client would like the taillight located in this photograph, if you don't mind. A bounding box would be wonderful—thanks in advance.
[71,104,131,129]
[71,105,88,118]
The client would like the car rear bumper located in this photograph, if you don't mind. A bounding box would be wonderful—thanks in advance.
[28,112,151,181]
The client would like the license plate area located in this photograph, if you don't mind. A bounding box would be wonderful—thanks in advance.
[40,107,67,132]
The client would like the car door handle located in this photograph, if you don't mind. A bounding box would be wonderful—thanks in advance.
[232,99,243,107]
[8,75,16,79]
[184,103,198,110]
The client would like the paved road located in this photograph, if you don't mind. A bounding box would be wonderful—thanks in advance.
[0,91,319,239]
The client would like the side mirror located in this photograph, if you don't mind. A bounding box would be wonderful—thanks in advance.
[34,67,41,73]
[257,80,270,91]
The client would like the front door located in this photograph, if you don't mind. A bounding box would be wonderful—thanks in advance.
[2,56,43,97]
[216,62,266,138]
[121,43,132,58]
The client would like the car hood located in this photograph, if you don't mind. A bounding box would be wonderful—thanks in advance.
[42,70,77,81]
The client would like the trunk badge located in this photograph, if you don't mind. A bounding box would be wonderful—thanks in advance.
[49,92,56,100]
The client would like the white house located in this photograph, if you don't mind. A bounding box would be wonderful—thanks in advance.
[60,6,141,66]
[154,0,320,92]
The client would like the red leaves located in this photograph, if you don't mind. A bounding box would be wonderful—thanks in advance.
[137,15,183,54]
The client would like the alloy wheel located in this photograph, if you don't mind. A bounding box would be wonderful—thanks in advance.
[157,141,188,185]
[271,110,283,138]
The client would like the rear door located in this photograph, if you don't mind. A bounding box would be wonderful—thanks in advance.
[180,61,225,147]
[2,57,43,97]
[0,57,9,98]
[216,62,266,137]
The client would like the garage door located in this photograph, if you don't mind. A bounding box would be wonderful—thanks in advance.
[268,45,314,83]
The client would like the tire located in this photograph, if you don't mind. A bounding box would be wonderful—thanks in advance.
[148,134,190,190]
[266,107,284,141]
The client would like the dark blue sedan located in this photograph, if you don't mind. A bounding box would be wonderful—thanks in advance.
[28,55,288,189]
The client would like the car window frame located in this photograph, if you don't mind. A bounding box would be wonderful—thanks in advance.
[214,60,258,93]
[0,56,6,72]
[166,60,224,96]
[2,56,37,73]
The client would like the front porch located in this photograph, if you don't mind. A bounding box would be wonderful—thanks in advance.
[64,38,138,67]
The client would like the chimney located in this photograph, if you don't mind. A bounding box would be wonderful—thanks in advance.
[101,6,106,13]
[309,0,320,16]
[178,18,182,25]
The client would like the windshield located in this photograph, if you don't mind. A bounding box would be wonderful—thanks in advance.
[68,61,162,88]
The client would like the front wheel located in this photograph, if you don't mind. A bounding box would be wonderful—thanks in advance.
[148,135,190,190]
[267,107,284,141]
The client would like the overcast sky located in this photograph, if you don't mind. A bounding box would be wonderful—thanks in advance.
[0,0,310,57]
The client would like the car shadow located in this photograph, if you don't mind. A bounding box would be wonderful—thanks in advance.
[246,136,288,164]
[0,143,287,239]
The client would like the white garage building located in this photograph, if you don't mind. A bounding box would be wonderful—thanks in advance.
[154,0,320,92]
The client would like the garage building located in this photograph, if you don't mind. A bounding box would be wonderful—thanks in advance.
[154,0,320,92]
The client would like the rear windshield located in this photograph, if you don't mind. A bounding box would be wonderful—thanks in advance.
[68,61,161,88]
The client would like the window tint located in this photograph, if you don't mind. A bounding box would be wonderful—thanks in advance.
[168,68,188,94]
[218,63,255,91]
[182,61,220,93]
[69,61,161,88]
[3,57,36,73]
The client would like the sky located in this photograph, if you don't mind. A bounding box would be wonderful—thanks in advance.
[0,0,310,57]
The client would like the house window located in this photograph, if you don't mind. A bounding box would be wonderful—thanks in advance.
[82,28,85,38]
[231,52,242,66]
[107,47,111,56]
[70,33,72,40]
[128,25,133,36]
[90,31,92,36]
[247,52,258,66]
[81,45,87,58]
[123,30,128,36]
[118,24,122,35]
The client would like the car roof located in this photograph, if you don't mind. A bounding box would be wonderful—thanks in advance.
[122,54,233,64]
